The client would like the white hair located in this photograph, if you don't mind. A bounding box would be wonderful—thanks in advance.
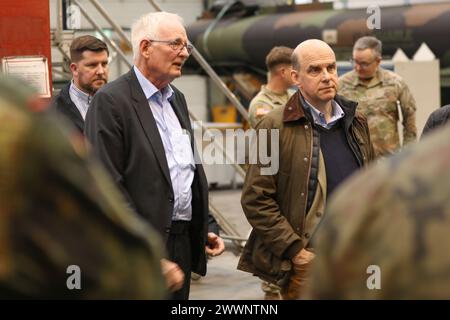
[131,12,185,62]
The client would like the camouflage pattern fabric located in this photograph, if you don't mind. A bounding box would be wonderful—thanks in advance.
[306,124,450,299]
[248,85,292,128]
[0,77,166,299]
[339,68,417,157]
[187,2,450,70]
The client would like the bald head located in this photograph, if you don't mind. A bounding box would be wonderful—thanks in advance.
[292,39,335,71]
[290,39,338,110]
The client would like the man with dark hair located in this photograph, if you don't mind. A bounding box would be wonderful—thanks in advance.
[248,46,294,128]
[339,36,417,157]
[51,35,109,134]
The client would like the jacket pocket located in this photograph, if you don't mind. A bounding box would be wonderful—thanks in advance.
[251,234,292,286]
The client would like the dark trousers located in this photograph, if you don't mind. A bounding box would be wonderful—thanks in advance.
[167,221,192,300]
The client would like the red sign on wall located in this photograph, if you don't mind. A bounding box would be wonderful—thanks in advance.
[0,0,52,96]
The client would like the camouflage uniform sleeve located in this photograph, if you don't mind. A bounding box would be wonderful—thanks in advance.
[305,159,393,299]
[306,127,450,299]
[248,100,274,129]
[398,80,417,145]
[5,116,166,299]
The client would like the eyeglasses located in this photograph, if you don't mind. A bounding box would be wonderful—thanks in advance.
[350,58,378,69]
[148,38,194,55]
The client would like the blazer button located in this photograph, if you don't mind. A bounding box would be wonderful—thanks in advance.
[303,157,308,162]
[165,227,171,234]
[168,196,174,203]
[304,233,310,239]
[316,211,323,217]
[300,192,305,197]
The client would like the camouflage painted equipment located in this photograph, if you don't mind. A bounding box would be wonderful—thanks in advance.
[306,124,450,299]
[0,76,166,299]
[339,68,417,157]
[186,2,450,73]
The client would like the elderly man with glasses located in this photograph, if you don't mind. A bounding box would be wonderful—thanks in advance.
[339,36,417,158]
[85,11,224,300]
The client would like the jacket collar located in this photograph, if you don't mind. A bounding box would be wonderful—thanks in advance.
[283,90,358,130]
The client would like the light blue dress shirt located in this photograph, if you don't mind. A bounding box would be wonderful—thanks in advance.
[69,81,91,120]
[300,94,345,129]
[134,66,195,221]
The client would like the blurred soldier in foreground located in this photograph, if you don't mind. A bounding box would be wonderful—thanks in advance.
[248,46,294,129]
[307,125,450,299]
[339,36,417,157]
[0,75,166,299]
[422,104,450,137]
[238,39,374,300]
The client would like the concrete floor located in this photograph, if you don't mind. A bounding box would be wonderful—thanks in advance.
[190,189,265,300]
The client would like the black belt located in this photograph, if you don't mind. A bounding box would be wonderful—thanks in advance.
[169,220,190,234]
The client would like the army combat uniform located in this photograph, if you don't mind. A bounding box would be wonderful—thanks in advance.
[307,124,450,299]
[0,78,166,299]
[339,68,417,157]
[248,85,293,128]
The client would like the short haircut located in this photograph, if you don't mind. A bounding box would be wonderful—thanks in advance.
[70,35,109,62]
[131,12,184,61]
[265,46,294,72]
[353,36,382,58]
[292,50,300,71]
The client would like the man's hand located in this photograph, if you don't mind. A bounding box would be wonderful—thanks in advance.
[291,248,315,265]
[160,258,184,292]
[205,232,225,257]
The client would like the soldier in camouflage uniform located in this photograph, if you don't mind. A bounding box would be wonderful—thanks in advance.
[339,36,417,158]
[0,76,166,299]
[248,46,295,129]
[306,124,450,299]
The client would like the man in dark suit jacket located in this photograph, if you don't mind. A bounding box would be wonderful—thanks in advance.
[51,35,109,134]
[85,12,224,300]
[422,104,450,137]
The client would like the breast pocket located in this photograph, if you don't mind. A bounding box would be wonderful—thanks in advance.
[172,130,195,170]
[375,87,399,119]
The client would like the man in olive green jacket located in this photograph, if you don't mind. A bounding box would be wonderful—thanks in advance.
[238,39,374,300]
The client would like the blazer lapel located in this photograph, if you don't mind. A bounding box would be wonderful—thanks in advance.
[170,91,197,153]
[127,69,173,189]
[59,84,85,132]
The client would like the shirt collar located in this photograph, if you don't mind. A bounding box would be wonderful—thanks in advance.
[133,65,174,102]
[70,80,92,104]
[353,67,383,88]
[300,94,345,129]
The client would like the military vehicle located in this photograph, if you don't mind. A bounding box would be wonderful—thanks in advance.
[186,1,450,104]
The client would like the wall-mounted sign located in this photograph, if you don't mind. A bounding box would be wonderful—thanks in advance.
[1,55,51,98]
